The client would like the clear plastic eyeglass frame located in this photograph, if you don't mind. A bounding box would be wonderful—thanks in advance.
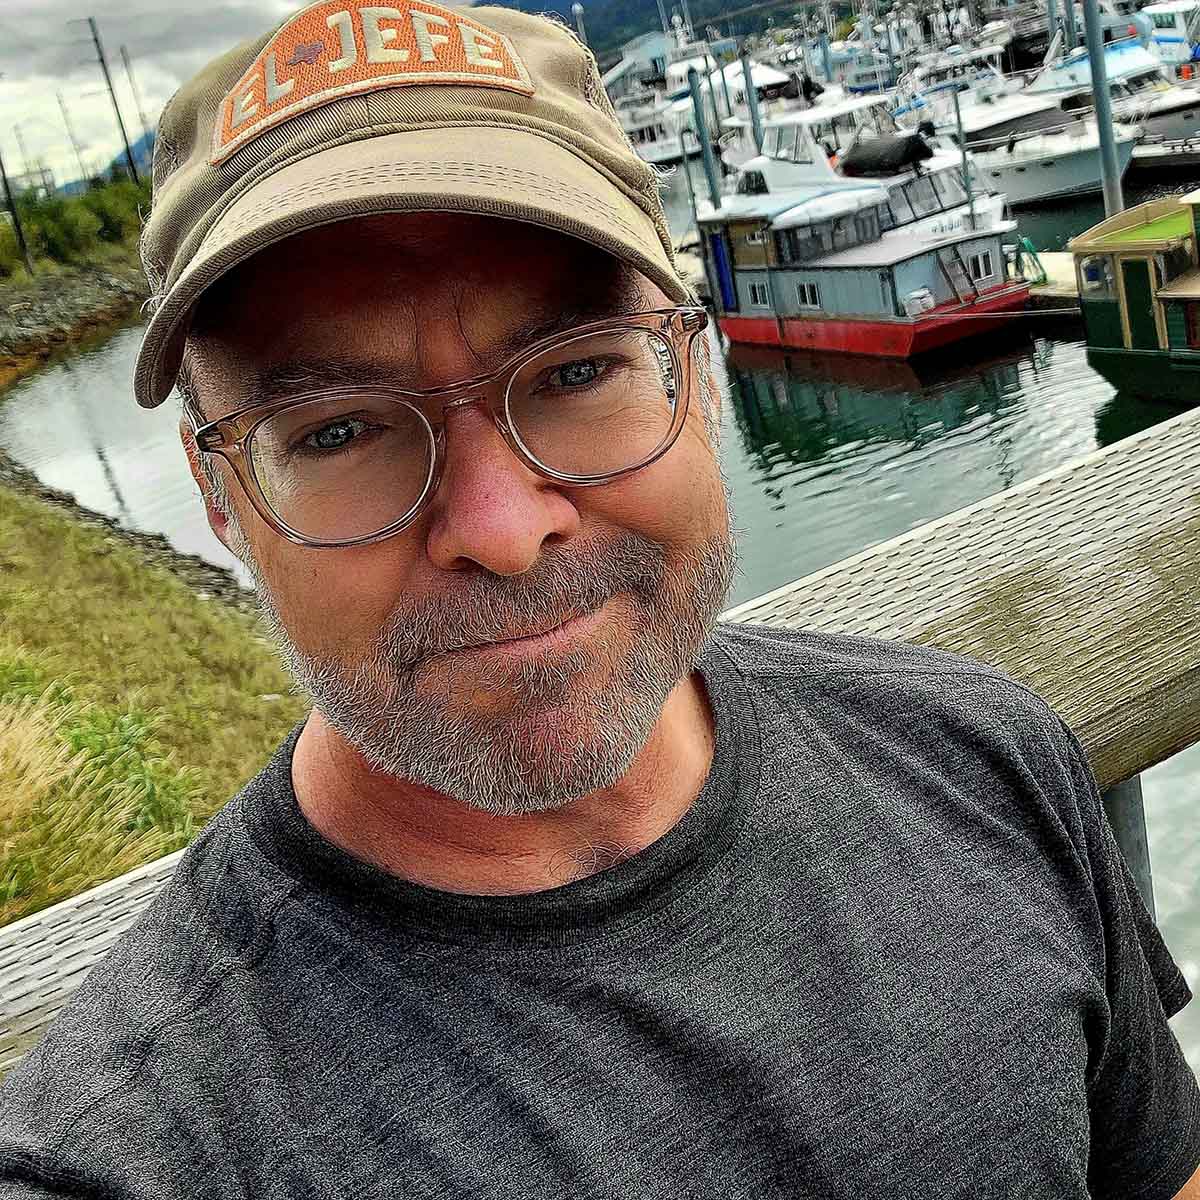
[186,306,710,549]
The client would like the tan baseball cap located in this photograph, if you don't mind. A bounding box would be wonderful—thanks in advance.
[133,0,695,409]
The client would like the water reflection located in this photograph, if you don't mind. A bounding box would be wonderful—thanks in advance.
[726,337,1039,474]
[717,331,1116,608]
[0,321,248,585]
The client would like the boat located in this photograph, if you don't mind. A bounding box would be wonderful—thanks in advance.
[1143,0,1200,70]
[980,0,1140,69]
[693,103,1029,358]
[1070,189,1200,400]
[613,89,691,164]
[895,63,1139,205]
[1025,35,1200,143]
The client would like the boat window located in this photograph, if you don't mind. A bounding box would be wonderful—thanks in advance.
[736,169,769,195]
[854,210,879,242]
[1161,242,1192,284]
[878,200,897,231]
[889,183,916,224]
[831,215,854,251]
[907,175,941,217]
[1078,253,1115,299]
[1186,301,1200,349]
[968,249,994,280]
[796,280,822,308]
[749,280,771,307]
[930,169,967,208]
[788,226,828,262]
[1152,9,1180,27]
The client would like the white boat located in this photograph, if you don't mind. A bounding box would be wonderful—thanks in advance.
[705,95,1009,242]
[1024,36,1200,143]
[613,88,691,164]
[1143,0,1200,69]
[895,67,1138,205]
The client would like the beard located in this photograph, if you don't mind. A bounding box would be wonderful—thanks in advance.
[246,526,737,816]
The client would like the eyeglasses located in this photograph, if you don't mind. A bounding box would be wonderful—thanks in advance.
[188,306,710,549]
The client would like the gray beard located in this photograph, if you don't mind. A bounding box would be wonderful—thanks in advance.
[246,529,736,816]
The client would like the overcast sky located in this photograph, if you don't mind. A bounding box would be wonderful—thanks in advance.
[0,0,299,184]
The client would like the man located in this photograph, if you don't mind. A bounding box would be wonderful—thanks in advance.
[1,2,1198,1196]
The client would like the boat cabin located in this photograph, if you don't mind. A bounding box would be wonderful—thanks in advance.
[1142,0,1200,67]
[1069,190,1200,400]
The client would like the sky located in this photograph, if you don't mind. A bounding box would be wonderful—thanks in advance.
[0,0,297,185]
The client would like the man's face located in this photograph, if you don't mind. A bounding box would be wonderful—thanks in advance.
[186,213,735,814]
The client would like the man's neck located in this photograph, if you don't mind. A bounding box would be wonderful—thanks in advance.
[290,672,716,896]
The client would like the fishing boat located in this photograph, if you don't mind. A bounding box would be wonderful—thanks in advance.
[693,106,1029,358]
[979,0,1140,68]
[1143,0,1200,70]
[1025,35,1200,143]
[894,62,1139,204]
[1070,189,1200,400]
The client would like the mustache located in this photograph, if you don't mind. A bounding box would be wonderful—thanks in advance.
[366,533,670,668]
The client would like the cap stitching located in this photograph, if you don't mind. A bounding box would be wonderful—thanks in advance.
[203,162,647,248]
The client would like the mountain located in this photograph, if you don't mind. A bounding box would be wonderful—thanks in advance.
[479,0,792,61]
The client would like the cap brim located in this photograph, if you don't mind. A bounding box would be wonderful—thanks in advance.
[134,125,694,408]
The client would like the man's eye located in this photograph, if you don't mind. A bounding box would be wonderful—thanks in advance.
[549,359,603,388]
[303,418,366,451]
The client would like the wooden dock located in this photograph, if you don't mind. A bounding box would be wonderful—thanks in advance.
[1027,251,1079,308]
[4,402,1200,1074]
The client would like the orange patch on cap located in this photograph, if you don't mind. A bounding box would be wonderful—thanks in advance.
[212,0,535,165]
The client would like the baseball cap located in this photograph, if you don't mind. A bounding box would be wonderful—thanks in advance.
[133,0,696,409]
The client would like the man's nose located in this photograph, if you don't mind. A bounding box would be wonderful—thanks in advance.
[423,403,580,575]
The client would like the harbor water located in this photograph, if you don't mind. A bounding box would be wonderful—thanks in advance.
[0,167,1196,1073]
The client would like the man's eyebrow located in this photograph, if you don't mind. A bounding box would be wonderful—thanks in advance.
[246,286,649,404]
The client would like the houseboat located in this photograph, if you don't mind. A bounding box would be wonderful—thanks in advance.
[1070,189,1200,400]
[695,109,1030,358]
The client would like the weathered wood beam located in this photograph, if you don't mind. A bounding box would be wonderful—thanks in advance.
[724,403,1200,791]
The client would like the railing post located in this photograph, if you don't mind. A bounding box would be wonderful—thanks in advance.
[1100,774,1156,920]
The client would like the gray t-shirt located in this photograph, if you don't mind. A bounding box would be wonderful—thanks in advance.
[1,624,1198,1199]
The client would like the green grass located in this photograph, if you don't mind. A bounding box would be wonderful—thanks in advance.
[0,485,307,925]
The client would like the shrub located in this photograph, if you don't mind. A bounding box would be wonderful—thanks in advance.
[15,193,101,263]
[0,219,22,278]
[79,179,148,243]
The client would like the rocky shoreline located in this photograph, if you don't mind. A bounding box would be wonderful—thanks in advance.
[0,254,258,614]
[0,258,151,390]
[0,448,257,614]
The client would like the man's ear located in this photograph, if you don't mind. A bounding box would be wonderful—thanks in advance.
[179,416,240,554]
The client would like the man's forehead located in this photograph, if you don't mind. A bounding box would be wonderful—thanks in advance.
[209,263,651,408]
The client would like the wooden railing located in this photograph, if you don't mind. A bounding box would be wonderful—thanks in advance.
[3,401,1199,1076]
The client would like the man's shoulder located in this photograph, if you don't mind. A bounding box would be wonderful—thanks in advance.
[712,619,1030,690]
[709,620,1073,758]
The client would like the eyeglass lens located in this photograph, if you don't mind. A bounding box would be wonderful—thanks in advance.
[246,327,681,543]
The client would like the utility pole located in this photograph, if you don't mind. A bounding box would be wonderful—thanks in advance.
[1082,0,1123,215]
[57,92,89,186]
[0,147,35,275]
[87,17,140,184]
[11,124,30,179]
[120,45,152,146]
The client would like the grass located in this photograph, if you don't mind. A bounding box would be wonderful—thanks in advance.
[0,485,307,925]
